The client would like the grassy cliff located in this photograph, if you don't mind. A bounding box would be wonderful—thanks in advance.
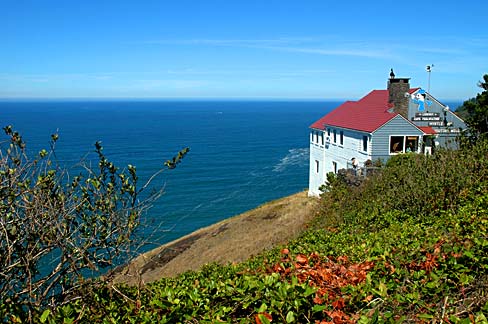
[6,140,488,323]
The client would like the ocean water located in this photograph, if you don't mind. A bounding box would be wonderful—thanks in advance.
[0,100,337,254]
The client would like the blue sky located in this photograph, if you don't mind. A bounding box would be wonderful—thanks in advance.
[1,0,487,100]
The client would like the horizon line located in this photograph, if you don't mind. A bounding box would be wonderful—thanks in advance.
[0,96,466,102]
[0,96,350,102]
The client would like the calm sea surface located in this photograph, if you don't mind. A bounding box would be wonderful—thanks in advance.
[0,99,461,254]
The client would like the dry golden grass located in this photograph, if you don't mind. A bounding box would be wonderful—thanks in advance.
[112,191,318,286]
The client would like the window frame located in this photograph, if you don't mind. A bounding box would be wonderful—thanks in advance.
[389,135,419,155]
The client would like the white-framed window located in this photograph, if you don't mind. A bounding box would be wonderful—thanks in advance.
[320,133,324,145]
[340,131,344,145]
[315,160,320,173]
[332,161,337,173]
[389,135,419,154]
[333,130,337,143]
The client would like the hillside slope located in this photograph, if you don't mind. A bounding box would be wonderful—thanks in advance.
[113,190,318,285]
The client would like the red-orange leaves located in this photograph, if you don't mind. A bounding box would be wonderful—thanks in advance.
[296,254,309,265]
[255,312,272,324]
[331,298,345,310]
[407,239,449,274]
[268,250,375,323]
[324,309,350,323]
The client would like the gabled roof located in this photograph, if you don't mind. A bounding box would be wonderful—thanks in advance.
[310,88,420,133]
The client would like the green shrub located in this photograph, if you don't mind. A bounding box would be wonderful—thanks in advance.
[0,126,188,317]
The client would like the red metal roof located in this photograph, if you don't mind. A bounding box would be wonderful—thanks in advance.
[310,90,397,132]
[310,88,427,133]
[310,87,438,135]
[418,126,437,135]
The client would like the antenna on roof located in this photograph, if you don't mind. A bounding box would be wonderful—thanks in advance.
[426,64,434,93]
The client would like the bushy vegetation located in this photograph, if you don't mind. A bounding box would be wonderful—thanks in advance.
[456,74,488,140]
[7,135,486,323]
[0,126,188,317]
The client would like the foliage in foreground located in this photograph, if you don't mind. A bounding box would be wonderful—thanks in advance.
[0,126,189,312]
[11,138,488,323]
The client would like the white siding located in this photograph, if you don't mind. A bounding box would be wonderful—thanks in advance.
[322,127,371,172]
[308,127,372,196]
[308,129,327,196]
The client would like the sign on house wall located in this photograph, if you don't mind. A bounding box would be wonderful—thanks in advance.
[411,89,432,112]
[407,89,466,147]
[412,112,443,126]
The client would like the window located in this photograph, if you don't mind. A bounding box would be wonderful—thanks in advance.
[315,160,320,173]
[362,135,368,152]
[390,136,419,154]
[405,136,418,152]
[321,133,324,145]
[340,131,344,145]
[327,128,331,137]
[390,136,404,153]
[332,161,337,174]
[333,130,337,143]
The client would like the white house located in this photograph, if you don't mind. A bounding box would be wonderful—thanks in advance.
[308,75,466,197]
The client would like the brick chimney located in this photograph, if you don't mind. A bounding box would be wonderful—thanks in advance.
[387,77,410,118]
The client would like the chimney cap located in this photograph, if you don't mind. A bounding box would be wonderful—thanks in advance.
[389,77,410,83]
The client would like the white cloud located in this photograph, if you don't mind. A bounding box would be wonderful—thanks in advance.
[0,73,115,83]
[139,37,312,46]
[139,37,393,59]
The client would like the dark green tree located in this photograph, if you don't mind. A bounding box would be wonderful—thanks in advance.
[0,126,188,312]
[457,74,488,138]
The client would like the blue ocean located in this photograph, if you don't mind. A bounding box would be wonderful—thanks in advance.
[0,100,336,252]
[0,99,461,254]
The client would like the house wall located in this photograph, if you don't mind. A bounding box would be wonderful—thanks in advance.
[308,130,326,196]
[325,127,371,171]
[371,115,424,161]
[408,90,466,149]
[308,127,372,196]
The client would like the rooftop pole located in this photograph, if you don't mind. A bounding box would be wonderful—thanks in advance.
[426,64,434,93]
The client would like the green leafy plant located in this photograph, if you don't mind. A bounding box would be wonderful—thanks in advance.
[0,126,188,315]
[456,73,488,140]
